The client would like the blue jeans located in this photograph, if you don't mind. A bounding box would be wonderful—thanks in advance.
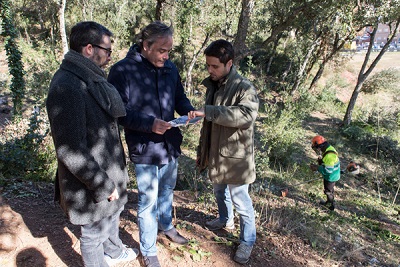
[80,206,124,267]
[213,183,256,247]
[135,160,178,256]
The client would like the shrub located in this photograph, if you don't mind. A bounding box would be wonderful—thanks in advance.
[0,40,60,182]
[258,102,306,167]
[362,68,400,94]
[0,108,56,181]
[314,79,346,116]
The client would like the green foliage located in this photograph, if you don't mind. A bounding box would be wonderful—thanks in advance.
[239,55,256,77]
[342,123,370,141]
[0,110,55,181]
[126,162,138,189]
[21,42,60,105]
[312,75,347,116]
[251,50,298,91]
[1,0,25,117]
[362,68,400,94]
[342,119,400,196]
[175,236,212,262]
[258,101,307,167]
[317,86,338,103]
[344,122,400,158]
[174,0,201,71]
[264,91,313,151]
[2,1,400,265]
[0,36,60,182]
[343,97,400,165]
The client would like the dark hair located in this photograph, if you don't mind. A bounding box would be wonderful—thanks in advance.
[204,39,234,65]
[137,21,173,49]
[69,21,113,53]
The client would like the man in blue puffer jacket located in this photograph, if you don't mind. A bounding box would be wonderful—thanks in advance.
[108,21,195,267]
[310,135,340,211]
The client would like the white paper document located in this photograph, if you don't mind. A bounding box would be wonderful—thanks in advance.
[169,115,203,127]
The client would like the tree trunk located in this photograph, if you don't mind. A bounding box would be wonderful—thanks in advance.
[343,20,400,126]
[185,33,210,95]
[233,0,322,62]
[309,38,347,90]
[266,34,281,74]
[343,82,362,126]
[291,36,320,95]
[309,62,325,91]
[58,0,68,55]
[155,0,166,21]
[233,0,254,64]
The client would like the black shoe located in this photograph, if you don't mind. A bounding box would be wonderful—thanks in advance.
[143,256,161,267]
[162,228,188,244]
[319,200,328,206]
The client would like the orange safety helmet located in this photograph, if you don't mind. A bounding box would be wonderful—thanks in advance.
[311,135,326,148]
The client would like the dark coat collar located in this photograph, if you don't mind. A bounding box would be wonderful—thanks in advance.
[125,44,173,72]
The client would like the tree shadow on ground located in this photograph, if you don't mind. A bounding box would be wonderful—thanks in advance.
[3,183,83,267]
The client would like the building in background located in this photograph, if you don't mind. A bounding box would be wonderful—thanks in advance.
[354,23,400,51]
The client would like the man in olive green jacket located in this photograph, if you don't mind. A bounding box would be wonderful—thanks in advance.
[188,39,259,264]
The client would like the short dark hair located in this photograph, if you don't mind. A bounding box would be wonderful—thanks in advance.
[204,39,234,65]
[137,21,173,49]
[69,21,113,53]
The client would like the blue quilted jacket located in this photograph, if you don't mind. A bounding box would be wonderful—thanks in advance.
[108,45,194,165]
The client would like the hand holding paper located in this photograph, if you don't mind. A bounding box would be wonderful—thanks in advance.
[169,115,203,127]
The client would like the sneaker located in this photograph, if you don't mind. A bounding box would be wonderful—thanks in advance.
[233,243,253,264]
[162,228,188,244]
[205,217,234,231]
[104,247,139,266]
[142,255,161,267]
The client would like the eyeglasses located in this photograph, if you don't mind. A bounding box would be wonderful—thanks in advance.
[91,44,112,56]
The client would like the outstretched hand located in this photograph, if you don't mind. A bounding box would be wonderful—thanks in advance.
[188,109,205,120]
[152,118,172,134]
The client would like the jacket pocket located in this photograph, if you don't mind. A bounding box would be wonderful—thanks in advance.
[127,136,148,156]
[219,128,248,159]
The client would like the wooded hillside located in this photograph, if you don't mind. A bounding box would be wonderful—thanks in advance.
[0,1,399,266]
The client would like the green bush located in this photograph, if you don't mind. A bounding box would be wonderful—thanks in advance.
[258,102,306,167]
[0,40,60,182]
[0,109,56,181]
[362,68,400,94]
[314,79,346,116]
[342,124,370,141]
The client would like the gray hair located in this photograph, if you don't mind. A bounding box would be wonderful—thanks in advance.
[137,21,173,49]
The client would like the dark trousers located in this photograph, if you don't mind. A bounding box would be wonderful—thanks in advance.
[80,206,124,267]
[323,179,336,205]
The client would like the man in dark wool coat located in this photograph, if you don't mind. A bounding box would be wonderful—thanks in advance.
[46,21,138,267]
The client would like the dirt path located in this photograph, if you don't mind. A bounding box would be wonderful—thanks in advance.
[0,182,331,267]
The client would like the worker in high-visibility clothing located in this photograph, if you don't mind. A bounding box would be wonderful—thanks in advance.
[310,135,341,211]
